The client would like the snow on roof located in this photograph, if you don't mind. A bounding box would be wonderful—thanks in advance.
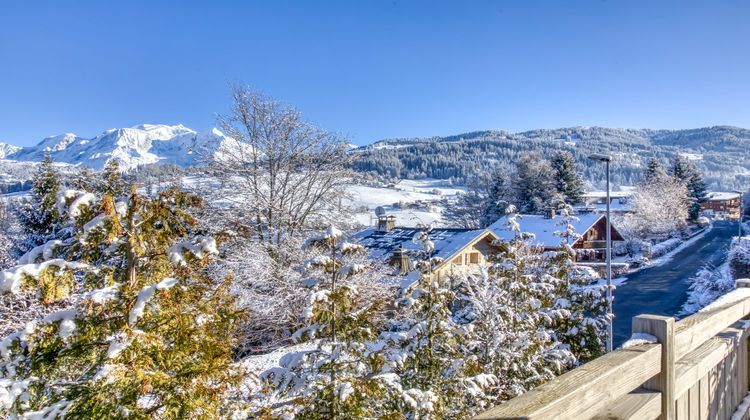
[583,190,634,199]
[488,213,604,248]
[706,192,740,202]
[574,200,632,213]
[353,227,489,262]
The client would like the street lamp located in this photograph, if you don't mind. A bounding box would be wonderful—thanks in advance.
[589,153,614,352]
[734,190,744,237]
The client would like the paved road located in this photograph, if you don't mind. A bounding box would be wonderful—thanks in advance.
[612,221,737,347]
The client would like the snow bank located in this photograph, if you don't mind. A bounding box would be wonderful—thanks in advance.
[680,263,734,315]
[699,287,750,313]
[650,238,682,258]
[128,277,178,325]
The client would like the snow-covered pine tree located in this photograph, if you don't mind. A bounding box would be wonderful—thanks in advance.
[670,155,707,221]
[551,151,585,205]
[100,159,126,198]
[550,205,608,361]
[19,153,62,242]
[454,207,573,403]
[372,226,496,418]
[482,170,511,226]
[71,167,93,192]
[260,226,395,418]
[513,152,560,214]
[0,186,243,418]
[643,158,666,184]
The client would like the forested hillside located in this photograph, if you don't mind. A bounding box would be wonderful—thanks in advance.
[351,126,750,189]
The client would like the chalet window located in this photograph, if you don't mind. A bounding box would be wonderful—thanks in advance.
[453,256,462,265]
[470,252,479,264]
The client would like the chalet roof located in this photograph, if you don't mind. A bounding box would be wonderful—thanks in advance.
[583,190,634,199]
[488,213,606,248]
[353,227,489,262]
[573,200,633,214]
[706,192,740,202]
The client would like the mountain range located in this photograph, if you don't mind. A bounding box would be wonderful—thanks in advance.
[2,124,749,190]
[1,124,231,171]
[352,126,750,190]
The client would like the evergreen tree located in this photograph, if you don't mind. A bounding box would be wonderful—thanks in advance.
[19,153,62,240]
[100,159,126,197]
[482,170,511,225]
[0,187,243,417]
[551,205,608,360]
[374,227,496,418]
[643,158,666,184]
[261,226,393,418]
[513,152,560,214]
[72,167,93,192]
[551,151,585,205]
[671,155,707,221]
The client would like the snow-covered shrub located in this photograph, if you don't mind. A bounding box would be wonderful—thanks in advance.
[729,237,750,280]
[680,264,734,315]
[0,187,243,418]
[451,206,606,407]
[258,225,397,418]
[650,237,682,259]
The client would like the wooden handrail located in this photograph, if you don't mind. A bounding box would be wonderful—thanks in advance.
[475,280,750,420]
[674,291,750,360]
[473,344,661,420]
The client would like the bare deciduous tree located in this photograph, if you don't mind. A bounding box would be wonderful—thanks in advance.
[208,86,353,242]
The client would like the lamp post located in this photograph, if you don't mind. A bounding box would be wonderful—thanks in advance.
[589,153,614,352]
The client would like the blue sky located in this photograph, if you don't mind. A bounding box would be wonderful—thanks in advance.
[1,1,749,146]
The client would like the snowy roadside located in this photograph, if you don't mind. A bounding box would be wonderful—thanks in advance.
[680,234,750,316]
[629,225,713,274]
[678,262,733,316]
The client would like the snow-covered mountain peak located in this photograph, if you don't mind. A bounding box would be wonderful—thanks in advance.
[38,133,80,152]
[0,142,21,159]
[3,124,234,171]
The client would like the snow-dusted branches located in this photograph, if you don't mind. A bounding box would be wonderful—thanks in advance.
[205,86,354,242]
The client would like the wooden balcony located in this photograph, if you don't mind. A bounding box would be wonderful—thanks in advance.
[475,279,750,420]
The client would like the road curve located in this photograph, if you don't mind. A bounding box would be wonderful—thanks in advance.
[612,221,737,347]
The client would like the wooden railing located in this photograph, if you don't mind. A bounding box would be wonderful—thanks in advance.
[475,279,750,420]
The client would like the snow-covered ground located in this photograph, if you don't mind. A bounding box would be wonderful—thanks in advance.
[345,179,465,228]
[629,226,713,274]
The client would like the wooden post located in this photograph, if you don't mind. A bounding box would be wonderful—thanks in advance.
[633,314,675,420]
[739,279,750,397]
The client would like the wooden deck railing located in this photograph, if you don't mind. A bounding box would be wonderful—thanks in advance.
[475,279,750,420]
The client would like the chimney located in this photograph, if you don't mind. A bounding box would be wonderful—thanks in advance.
[394,246,411,274]
[377,215,396,232]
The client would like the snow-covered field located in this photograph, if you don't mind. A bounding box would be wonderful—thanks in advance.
[345,179,465,228]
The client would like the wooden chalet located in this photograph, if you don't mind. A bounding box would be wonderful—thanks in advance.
[488,212,625,262]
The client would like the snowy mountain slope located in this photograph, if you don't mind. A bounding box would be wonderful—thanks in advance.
[0,142,21,159]
[353,126,750,189]
[5,124,232,171]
